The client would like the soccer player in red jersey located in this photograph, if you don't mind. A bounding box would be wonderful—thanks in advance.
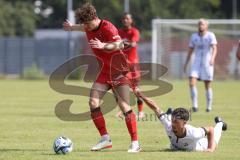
[63,3,140,152]
[117,13,144,119]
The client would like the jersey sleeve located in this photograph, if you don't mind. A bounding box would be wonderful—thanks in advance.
[210,32,217,45]
[131,29,140,42]
[103,23,121,42]
[159,114,172,131]
[189,34,195,48]
[188,126,206,140]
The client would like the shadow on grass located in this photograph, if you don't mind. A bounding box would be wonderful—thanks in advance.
[0,148,187,155]
[141,148,174,152]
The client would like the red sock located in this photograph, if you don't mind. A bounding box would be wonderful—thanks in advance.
[125,111,138,141]
[137,99,143,112]
[91,108,108,136]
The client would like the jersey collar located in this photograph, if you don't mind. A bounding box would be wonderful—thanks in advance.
[92,19,103,32]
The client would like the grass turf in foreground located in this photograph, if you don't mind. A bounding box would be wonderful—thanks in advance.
[0,80,239,160]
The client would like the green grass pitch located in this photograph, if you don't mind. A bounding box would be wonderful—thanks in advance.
[0,80,239,160]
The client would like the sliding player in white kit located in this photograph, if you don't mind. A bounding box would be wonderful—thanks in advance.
[135,91,227,152]
[184,19,217,112]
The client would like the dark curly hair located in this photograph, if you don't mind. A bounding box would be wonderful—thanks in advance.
[172,108,189,121]
[75,3,97,23]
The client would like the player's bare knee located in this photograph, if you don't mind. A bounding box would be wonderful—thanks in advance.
[189,83,195,87]
[204,82,211,89]
[89,98,99,109]
[118,101,131,113]
[189,80,195,87]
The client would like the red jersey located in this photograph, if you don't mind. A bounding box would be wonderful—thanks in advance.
[118,27,140,63]
[85,20,127,76]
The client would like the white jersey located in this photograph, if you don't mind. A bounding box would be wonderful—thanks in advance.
[188,31,217,81]
[159,114,208,151]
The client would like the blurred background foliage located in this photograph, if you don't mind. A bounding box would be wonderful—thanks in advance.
[0,0,239,37]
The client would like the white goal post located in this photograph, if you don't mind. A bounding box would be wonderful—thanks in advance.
[151,19,240,80]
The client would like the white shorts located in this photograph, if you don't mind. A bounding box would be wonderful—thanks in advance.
[189,63,214,81]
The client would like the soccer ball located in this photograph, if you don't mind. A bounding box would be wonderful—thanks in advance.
[53,136,73,154]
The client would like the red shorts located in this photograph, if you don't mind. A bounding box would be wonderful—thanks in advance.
[95,72,131,87]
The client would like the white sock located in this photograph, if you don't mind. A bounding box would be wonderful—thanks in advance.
[206,88,213,110]
[101,134,110,140]
[214,122,223,145]
[132,140,139,146]
[190,86,198,108]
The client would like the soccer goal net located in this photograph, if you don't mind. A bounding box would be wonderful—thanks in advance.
[151,19,240,80]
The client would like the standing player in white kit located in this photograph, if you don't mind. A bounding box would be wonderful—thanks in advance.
[184,19,217,112]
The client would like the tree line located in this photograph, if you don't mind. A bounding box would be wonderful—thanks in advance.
[0,0,238,37]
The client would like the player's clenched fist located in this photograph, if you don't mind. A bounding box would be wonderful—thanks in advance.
[89,38,105,49]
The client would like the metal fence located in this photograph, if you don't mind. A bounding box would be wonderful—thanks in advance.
[0,35,151,77]
[0,37,83,76]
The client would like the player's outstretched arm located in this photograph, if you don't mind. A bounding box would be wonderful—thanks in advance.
[203,126,216,152]
[134,90,163,117]
[123,29,139,49]
[184,48,194,73]
[62,20,85,32]
[89,38,124,51]
[123,40,137,48]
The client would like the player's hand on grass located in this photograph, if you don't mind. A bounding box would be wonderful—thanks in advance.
[63,20,73,31]
[89,38,105,49]
[115,111,124,120]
